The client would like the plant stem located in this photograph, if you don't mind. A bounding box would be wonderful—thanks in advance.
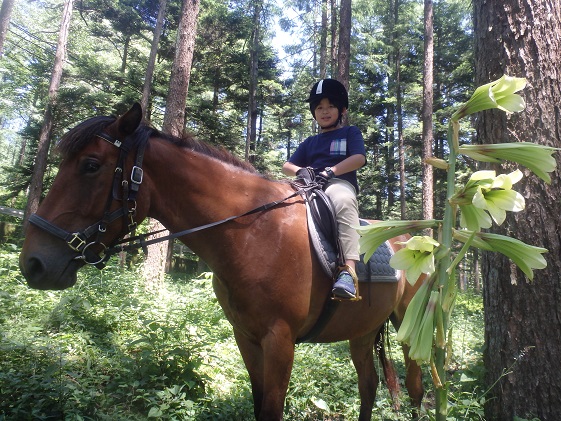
[434,122,458,420]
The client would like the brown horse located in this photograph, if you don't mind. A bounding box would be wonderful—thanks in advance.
[19,104,423,420]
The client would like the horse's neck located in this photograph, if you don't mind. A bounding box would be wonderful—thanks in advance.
[144,139,280,233]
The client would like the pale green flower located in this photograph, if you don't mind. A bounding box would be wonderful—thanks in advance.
[390,236,440,285]
[451,170,495,206]
[455,170,525,230]
[453,229,547,280]
[452,75,526,121]
[472,170,525,225]
[453,170,495,231]
[356,219,439,262]
[459,142,559,183]
[459,204,492,232]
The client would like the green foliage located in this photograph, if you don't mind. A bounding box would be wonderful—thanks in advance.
[0,0,475,223]
[0,244,487,420]
[0,248,207,420]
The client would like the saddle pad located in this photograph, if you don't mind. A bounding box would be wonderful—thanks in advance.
[306,205,400,283]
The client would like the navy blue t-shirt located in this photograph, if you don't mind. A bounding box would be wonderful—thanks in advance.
[288,126,366,193]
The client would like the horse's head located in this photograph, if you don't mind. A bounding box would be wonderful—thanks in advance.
[20,103,149,289]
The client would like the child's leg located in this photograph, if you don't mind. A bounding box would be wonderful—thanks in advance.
[324,179,361,299]
[324,178,360,264]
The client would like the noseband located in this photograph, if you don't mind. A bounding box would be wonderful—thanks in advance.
[28,131,147,269]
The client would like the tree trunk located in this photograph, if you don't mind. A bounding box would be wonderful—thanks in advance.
[23,0,73,229]
[422,0,434,224]
[474,1,561,419]
[120,34,130,73]
[245,0,260,162]
[319,0,327,79]
[0,0,16,57]
[337,0,351,120]
[144,0,200,288]
[162,0,200,135]
[396,48,405,219]
[141,0,167,121]
[385,0,399,211]
[330,0,337,76]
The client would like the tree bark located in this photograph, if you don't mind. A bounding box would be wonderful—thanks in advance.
[337,0,351,93]
[0,0,16,57]
[23,0,73,229]
[141,0,167,121]
[474,1,561,419]
[397,48,405,219]
[319,0,327,79]
[422,0,434,224]
[245,0,261,162]
[144,0,200,288]
[162,0,200,136]
[330,0,337,76]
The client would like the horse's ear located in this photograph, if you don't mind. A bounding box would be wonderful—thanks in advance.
[117,103,143,136]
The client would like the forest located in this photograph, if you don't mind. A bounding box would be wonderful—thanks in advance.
[0,0,474,221]
[1,0,561,420]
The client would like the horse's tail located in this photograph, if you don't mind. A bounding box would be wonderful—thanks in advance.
[375,320,401,410]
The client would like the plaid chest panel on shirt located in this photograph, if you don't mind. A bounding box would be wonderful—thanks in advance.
[329,137,347,156]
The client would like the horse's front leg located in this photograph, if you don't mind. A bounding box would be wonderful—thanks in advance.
[234,323,295,420]
[349,331,379,421]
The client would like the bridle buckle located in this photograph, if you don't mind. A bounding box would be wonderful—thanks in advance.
[131,166,143,184]
[68,233,86,252]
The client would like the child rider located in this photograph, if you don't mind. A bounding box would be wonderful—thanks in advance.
[282,78,366,300]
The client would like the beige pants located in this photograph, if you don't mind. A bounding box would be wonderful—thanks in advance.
[324,178,360,261]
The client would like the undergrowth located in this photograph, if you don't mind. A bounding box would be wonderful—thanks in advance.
[0,243,485,420]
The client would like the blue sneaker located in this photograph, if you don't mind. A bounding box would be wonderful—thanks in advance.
[332,271,357,299]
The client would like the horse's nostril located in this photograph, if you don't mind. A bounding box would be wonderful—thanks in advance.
[28,256,44,273]
[23,256,46,287]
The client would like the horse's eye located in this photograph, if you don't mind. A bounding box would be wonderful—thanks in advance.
[81,160,101,174]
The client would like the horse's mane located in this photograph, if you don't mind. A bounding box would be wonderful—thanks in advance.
[56,115,259,174]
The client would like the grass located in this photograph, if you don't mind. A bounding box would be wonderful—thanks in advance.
[0,243,485,420]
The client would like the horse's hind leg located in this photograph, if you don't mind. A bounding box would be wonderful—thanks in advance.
[349,331,379,421]
[401,344,423,415]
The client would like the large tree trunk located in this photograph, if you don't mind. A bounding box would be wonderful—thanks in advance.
[23,0,73,228]
[337,0,351,125]
[143,0,200,288]
[474,1,561,419]
[0,0,16,57]
[421,0,434,224]
[162,0,199,135]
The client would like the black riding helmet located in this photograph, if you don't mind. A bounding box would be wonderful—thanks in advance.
[306,79,349,122]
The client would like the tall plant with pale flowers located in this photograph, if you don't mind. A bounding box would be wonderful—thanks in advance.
[356,75,558,420]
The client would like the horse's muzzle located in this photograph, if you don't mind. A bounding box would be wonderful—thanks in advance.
[19,252,80,290]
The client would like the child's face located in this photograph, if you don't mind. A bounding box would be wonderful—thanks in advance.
[314,98,343,131]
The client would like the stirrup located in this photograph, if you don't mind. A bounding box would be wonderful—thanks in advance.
[331,265,361,302]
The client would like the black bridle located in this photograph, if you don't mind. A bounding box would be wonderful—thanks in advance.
[29,131,146,268]
[29,131,315,269]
